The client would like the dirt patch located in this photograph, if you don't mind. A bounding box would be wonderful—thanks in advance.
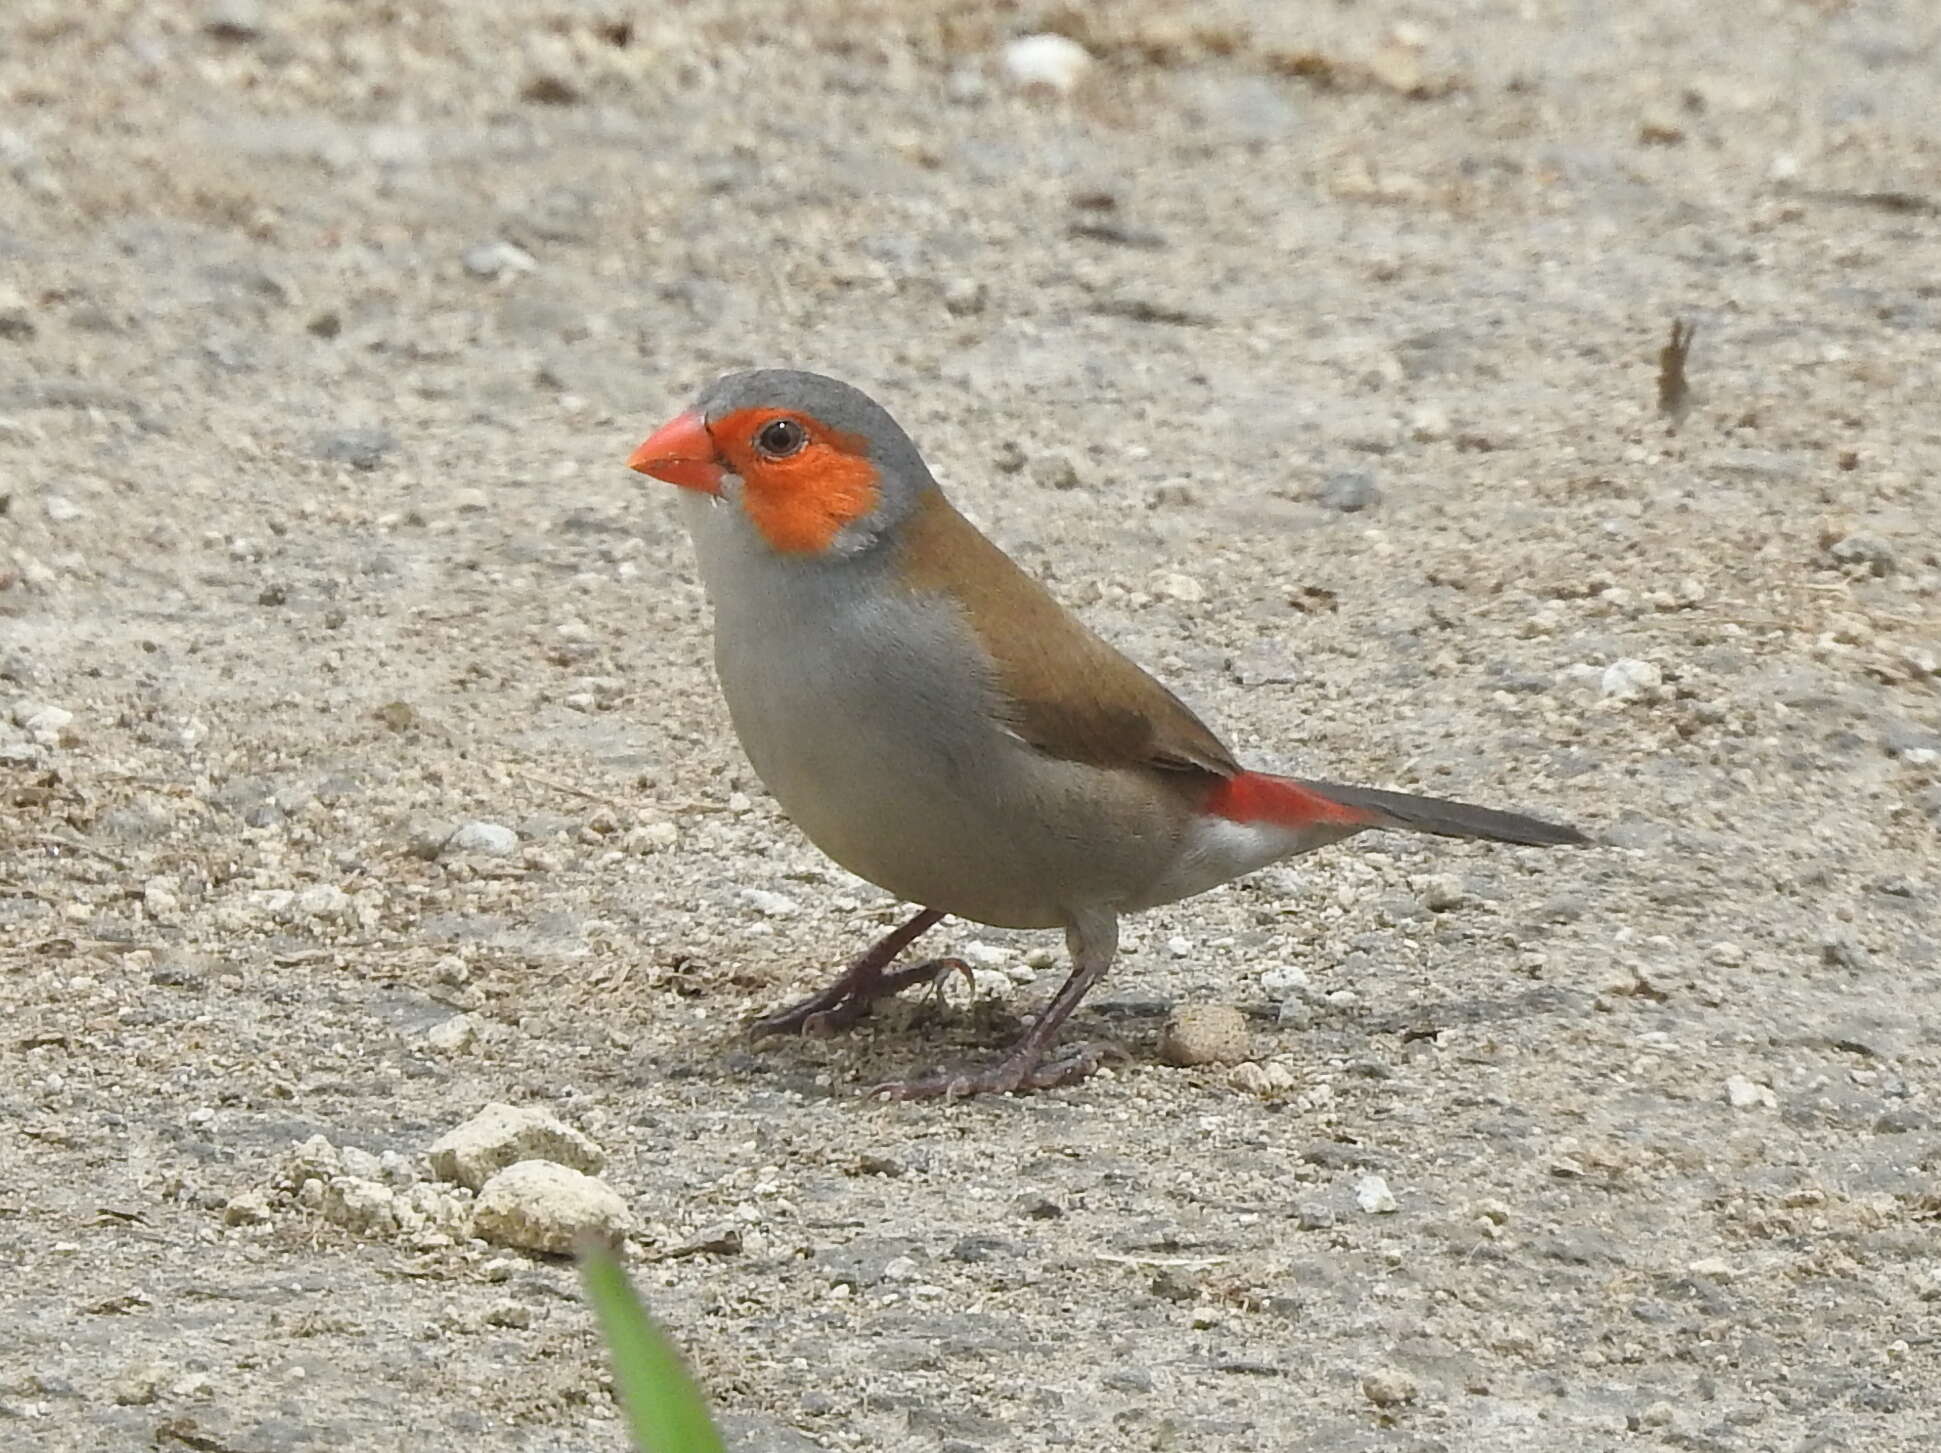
[3,2,1937,1449]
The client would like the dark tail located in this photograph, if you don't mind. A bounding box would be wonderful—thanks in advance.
[1294,778,1590,848]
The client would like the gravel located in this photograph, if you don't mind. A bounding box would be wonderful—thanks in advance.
[4,2,1939,1450]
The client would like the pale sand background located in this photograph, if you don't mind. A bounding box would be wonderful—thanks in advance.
[3,2,1938,1449]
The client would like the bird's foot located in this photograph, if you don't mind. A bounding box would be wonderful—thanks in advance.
[870,1040,1123,1101]
[749,957,970,1040]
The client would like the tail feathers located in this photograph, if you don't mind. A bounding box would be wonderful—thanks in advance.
[1292,777,1589,848]
[1169,770,1585,909]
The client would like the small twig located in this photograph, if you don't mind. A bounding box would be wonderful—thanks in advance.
[1657,318,1695,431]
[1095,1252,1232,1269]
[514,767,628,812]
[1674,617,1798,632]
[591,962,633,992]
[36,832,127,871]
[1798,187,1939,217]
[92,770,185,792]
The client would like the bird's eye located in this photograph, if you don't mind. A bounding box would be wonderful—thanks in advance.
[754,418,808,459]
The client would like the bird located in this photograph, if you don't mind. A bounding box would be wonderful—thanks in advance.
[628,369,1588,1099]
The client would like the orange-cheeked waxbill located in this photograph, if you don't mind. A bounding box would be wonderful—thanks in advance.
[629,369,1588,1098]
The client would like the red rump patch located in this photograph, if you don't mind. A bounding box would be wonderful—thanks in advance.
[1205,772,1382,828]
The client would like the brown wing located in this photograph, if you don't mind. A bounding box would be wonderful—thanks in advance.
[896,491,1239,779]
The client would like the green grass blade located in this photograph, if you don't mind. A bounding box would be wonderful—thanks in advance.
[578,1240,728,1453]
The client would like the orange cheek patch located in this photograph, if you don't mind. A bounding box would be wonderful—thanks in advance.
[713,409,881,555]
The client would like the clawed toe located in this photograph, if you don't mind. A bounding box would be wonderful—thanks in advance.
[747,907,949,1041]
[743,907,1124,1101]
[1025,1039,1124,1089]
[749,955,971,1041]
[748,994,850,1040]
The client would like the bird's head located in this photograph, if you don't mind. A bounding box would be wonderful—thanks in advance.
[628,369,935,556]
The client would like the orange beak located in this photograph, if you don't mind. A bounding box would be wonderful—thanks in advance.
[627,410,725,494]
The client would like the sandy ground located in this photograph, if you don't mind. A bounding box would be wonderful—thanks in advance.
[4,1,1940,1449]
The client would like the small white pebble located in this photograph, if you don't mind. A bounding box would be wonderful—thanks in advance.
[1355,1174,1399,1214]
[377,1150,413,1183]
[295,884,353,920]
[740,888,800,919]
[427,1014,479,1053]
[623,821,680,854]
[463,240,535,278]
[446,821,519,857]
[1155,572,1205,603]
[1002,33,1092,95]
[16,702,74,740]
[1228,1060,1297,1097]
[968,968,1014,998]
[1407,404,1451,441]
[1414,873,1465,911]
[1600,658,1662,700]
[1260,964,1309,996]
[1724,1075,1775,1110]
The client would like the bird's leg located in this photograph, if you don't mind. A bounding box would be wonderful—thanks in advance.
[877,911,1122,1100]
[748,907,949,1039]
